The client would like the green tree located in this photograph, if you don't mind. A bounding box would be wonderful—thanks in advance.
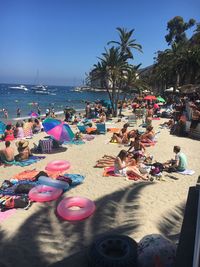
[165,16,196,45]
[107,27,142,59]
[89,27,143,116]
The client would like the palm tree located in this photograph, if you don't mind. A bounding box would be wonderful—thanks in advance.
[99,47,129,116]
[107,27,142,59]
[89,27,143,116]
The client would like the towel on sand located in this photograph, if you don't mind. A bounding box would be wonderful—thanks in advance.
[2,156,45,167]
[103,166,140,181]
[63,140,85,145]
[177,169,195,175]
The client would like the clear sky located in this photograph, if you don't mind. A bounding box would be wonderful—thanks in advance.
[0,0,199,86]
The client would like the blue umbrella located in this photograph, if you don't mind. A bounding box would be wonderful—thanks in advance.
[0,121,6,135]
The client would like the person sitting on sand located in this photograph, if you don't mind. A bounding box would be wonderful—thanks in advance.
[97,111,107,123]
[110,123,130,144]
[15,140,32,161]
[141,126,155,143]
[14,122,24,139]
[114,150,148,180]
[4,124,15,141]
[33,119,41,134]
[0,141,15,162]
[23,119,33,138]
[127,135,146,156]
[163,145,187,172]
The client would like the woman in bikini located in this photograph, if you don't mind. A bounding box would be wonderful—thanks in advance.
[127,135,146,156]
[114,150,148,180]
[141,126,155,143]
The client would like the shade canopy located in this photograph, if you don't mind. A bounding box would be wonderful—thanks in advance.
[157,96,165,103]
[144,95,157,100]
[42,118,74,142]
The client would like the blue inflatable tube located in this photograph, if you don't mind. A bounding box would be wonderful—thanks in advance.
[38,176,69,191]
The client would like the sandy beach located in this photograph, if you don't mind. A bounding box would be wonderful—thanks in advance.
[0,113,199,267]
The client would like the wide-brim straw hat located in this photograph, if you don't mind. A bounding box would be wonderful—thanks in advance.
[16,140,29,148]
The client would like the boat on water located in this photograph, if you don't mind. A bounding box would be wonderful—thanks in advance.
[9,85,28,91]
[31,84,50,95]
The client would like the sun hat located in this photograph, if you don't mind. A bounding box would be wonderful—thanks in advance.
[16,140,29,148]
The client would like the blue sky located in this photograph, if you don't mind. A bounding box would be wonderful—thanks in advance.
[0,0,199,86]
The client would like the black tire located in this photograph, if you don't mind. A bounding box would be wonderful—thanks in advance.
[88,234,138,267]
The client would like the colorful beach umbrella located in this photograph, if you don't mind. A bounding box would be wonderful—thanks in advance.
[0,121,6,134]
[157,96,165,103]
[144,95,157,100]
[42,118,74,142]
[28,111,39,118]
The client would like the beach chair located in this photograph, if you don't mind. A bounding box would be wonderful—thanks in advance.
[96,123,106,134]
[128,114,137,127]
[77,125,87,133]
[39,139,53,153]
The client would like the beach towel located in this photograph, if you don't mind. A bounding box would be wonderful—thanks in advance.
[86,127,97,134]
[63,174,85,186]
[0,209,16,223]
[177,169,195,175]
[103,167,140,181]
[152,117,161,120]
[63,140,85,145]
[2,156,45,167]
[12,169,40,181]
[107,128,120,133]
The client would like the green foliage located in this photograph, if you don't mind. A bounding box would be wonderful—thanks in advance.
[150,16,200,92]
[165,16,196,45]
[89,27,144,116]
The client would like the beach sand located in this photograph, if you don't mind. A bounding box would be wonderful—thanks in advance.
[0,114,199,267]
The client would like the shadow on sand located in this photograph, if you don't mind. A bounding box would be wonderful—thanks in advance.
[157,202,185,243]
[0,181,182,267]
[0,182,152,267]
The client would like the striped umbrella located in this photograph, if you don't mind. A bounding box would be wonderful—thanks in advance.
[42,118,74,142]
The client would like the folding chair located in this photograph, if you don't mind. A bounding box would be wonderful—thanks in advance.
[77,125,87,133]
[39,139,53,153]
[96,123,106,134]
[128,114,137,127]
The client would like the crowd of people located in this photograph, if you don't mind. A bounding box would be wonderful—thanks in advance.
[1,91,198,178]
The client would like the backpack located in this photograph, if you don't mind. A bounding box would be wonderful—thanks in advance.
[150,163,164,175]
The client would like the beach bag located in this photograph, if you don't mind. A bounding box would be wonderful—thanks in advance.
[150,163,164,175]
[0,195,29,211]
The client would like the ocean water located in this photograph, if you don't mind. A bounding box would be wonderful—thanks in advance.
[0,83,109,121]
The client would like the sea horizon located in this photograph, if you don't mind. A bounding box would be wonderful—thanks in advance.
[0,83,109,122]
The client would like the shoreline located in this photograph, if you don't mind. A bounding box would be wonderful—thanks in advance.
[1,108,85,123]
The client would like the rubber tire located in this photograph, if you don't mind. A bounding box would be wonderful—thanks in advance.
[88,234,137,267]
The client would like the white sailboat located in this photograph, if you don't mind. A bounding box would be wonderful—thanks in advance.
[31,70,49,94]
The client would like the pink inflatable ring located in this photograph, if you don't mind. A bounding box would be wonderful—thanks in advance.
[57,196,96,221]
[45,160,71,172]
[29,185,63,202]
